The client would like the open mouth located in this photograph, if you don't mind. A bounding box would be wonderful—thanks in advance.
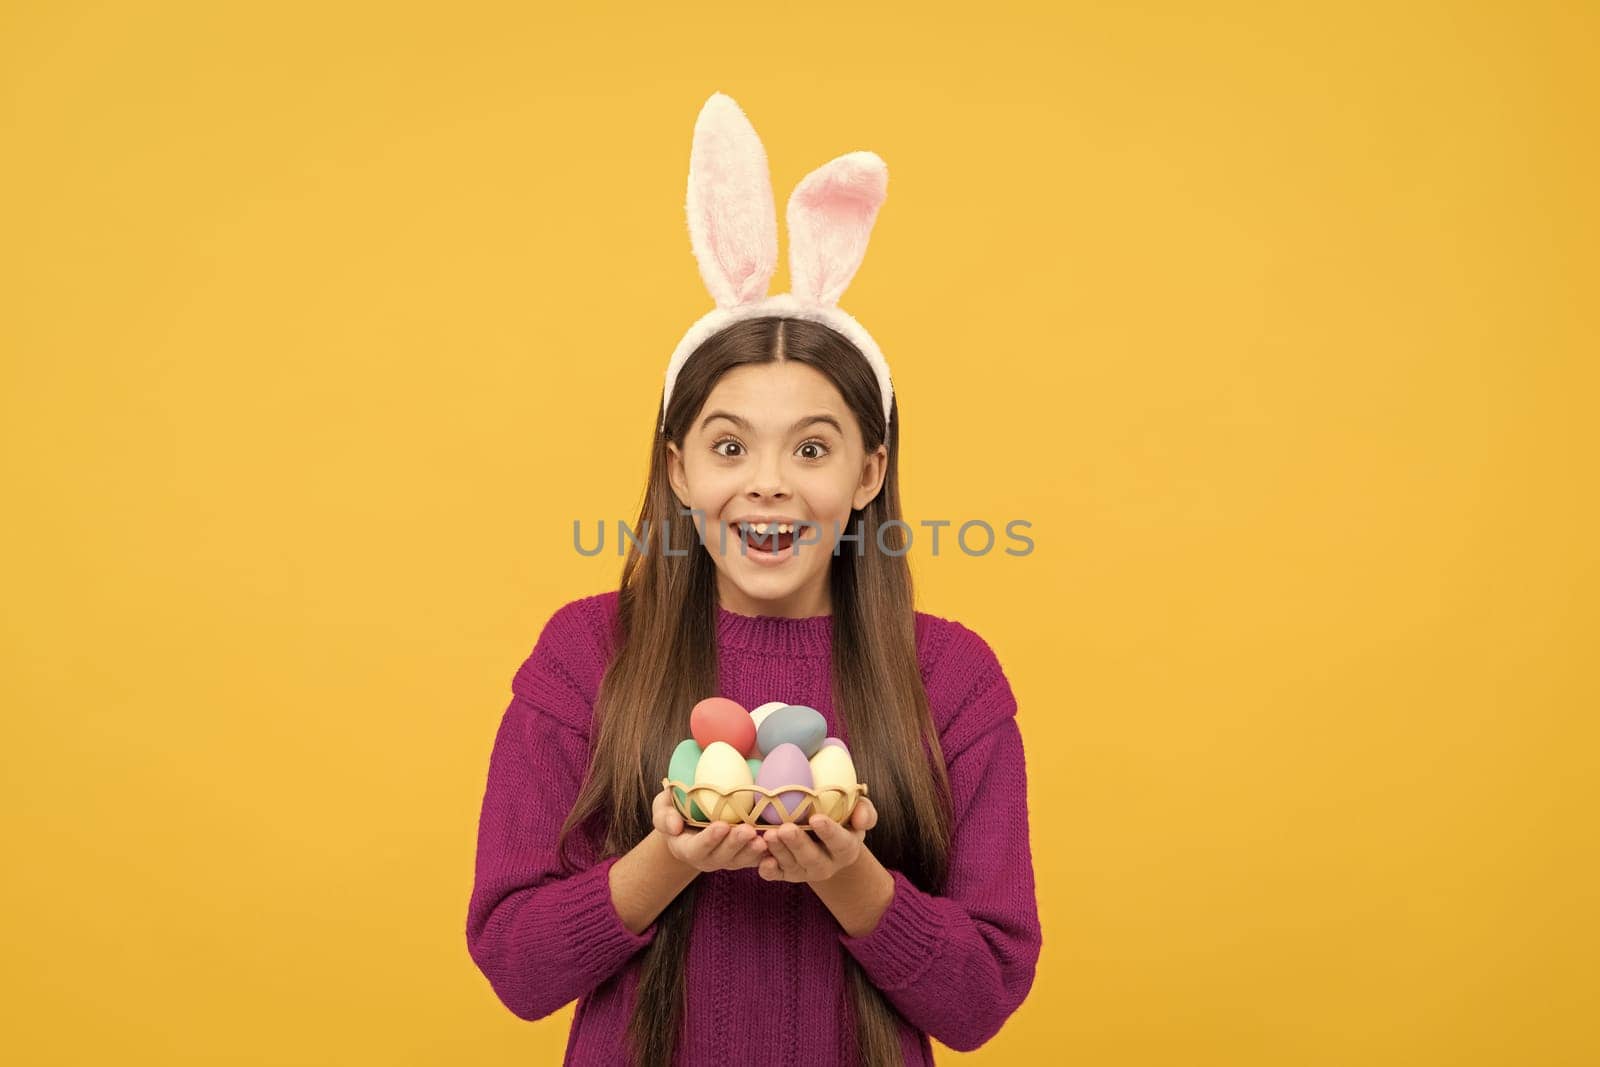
[733,520,799,555]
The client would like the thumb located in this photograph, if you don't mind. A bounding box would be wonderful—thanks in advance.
[852,796,876,832]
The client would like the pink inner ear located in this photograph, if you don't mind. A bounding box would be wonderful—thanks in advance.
[787,153,887,307]
[706,213,765,304]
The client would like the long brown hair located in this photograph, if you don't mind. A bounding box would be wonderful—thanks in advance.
[554,316,954,1066]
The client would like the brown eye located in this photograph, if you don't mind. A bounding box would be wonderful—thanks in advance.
[797,440,830,460]
[713,438,743,458]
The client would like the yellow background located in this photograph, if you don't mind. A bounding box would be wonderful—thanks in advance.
[3,1,1594,1064]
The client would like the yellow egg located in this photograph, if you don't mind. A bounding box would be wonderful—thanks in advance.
[808,745,858,823]
[692,740,756,823]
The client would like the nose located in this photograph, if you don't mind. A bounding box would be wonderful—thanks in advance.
[745,451,790,501]
[745,480,790,501]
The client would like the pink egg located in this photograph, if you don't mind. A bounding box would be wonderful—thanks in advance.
[819,736,848,754]
[755,743,814,824]
[690,697,755,757]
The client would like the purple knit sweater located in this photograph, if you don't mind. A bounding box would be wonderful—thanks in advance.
[465,590,1041,1065]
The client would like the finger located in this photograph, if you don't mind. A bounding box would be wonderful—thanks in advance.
[717,830,756,869]
[761,849,796,881]
[850,797,876,832]
[783,822,830,870]
[732,822,764,859]
[709,821,757,866]
[765,828,805,879]
[689,820,732,862]
[656,789,686,836]
[810,815,849,859]
[765,828,795,865]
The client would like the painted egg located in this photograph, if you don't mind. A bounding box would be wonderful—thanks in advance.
[819,737,847,753]
[809,744,858,823]
[692,740,755,823]
[668,737,707,820]
[748,701,788,754]
[690,697,755,756]
[754,743,814,824]
[757,704,827,760]
[746,757,763,780]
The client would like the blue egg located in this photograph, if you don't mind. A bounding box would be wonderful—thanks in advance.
[756,704,827,760]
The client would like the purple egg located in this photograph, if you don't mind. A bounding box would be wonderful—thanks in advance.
[819,737,848,754]
[754,743,814,824]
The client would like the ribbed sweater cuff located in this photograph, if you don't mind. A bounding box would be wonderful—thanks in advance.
[530,855,657,977]
[837,867,949,992]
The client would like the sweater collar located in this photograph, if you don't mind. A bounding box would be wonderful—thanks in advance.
[716,602,833,657]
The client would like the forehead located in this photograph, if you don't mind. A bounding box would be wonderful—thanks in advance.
[699,362,852,429]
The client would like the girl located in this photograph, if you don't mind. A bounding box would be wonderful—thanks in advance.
[466,93,1041,1067]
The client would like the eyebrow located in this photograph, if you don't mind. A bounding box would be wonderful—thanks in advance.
[699,410,845,435]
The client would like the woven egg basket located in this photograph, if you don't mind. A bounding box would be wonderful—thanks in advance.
[662,777,869,832]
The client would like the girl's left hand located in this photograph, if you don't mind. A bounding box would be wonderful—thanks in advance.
[758,796,878,882]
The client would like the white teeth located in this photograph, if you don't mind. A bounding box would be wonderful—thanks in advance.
[737,520,798,536]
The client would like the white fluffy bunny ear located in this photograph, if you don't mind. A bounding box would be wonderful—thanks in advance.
[685,93,779,308]
[786,151,888,307]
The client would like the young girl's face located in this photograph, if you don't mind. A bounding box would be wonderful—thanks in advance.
[666,361,888,618]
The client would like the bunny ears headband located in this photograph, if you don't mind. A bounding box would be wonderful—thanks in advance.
[660,92,894,434]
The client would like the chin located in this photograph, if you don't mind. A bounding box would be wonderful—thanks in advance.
[724,562,816,597]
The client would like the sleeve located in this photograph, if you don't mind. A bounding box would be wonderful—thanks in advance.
[836,629,1042,1052]
[464,609,657,1021]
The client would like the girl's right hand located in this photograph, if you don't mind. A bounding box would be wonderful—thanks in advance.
[653,786,768,873]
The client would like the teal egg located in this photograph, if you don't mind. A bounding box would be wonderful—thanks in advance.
[668,737,707,820]
[746,757,763,779]
[756,704,827,760]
